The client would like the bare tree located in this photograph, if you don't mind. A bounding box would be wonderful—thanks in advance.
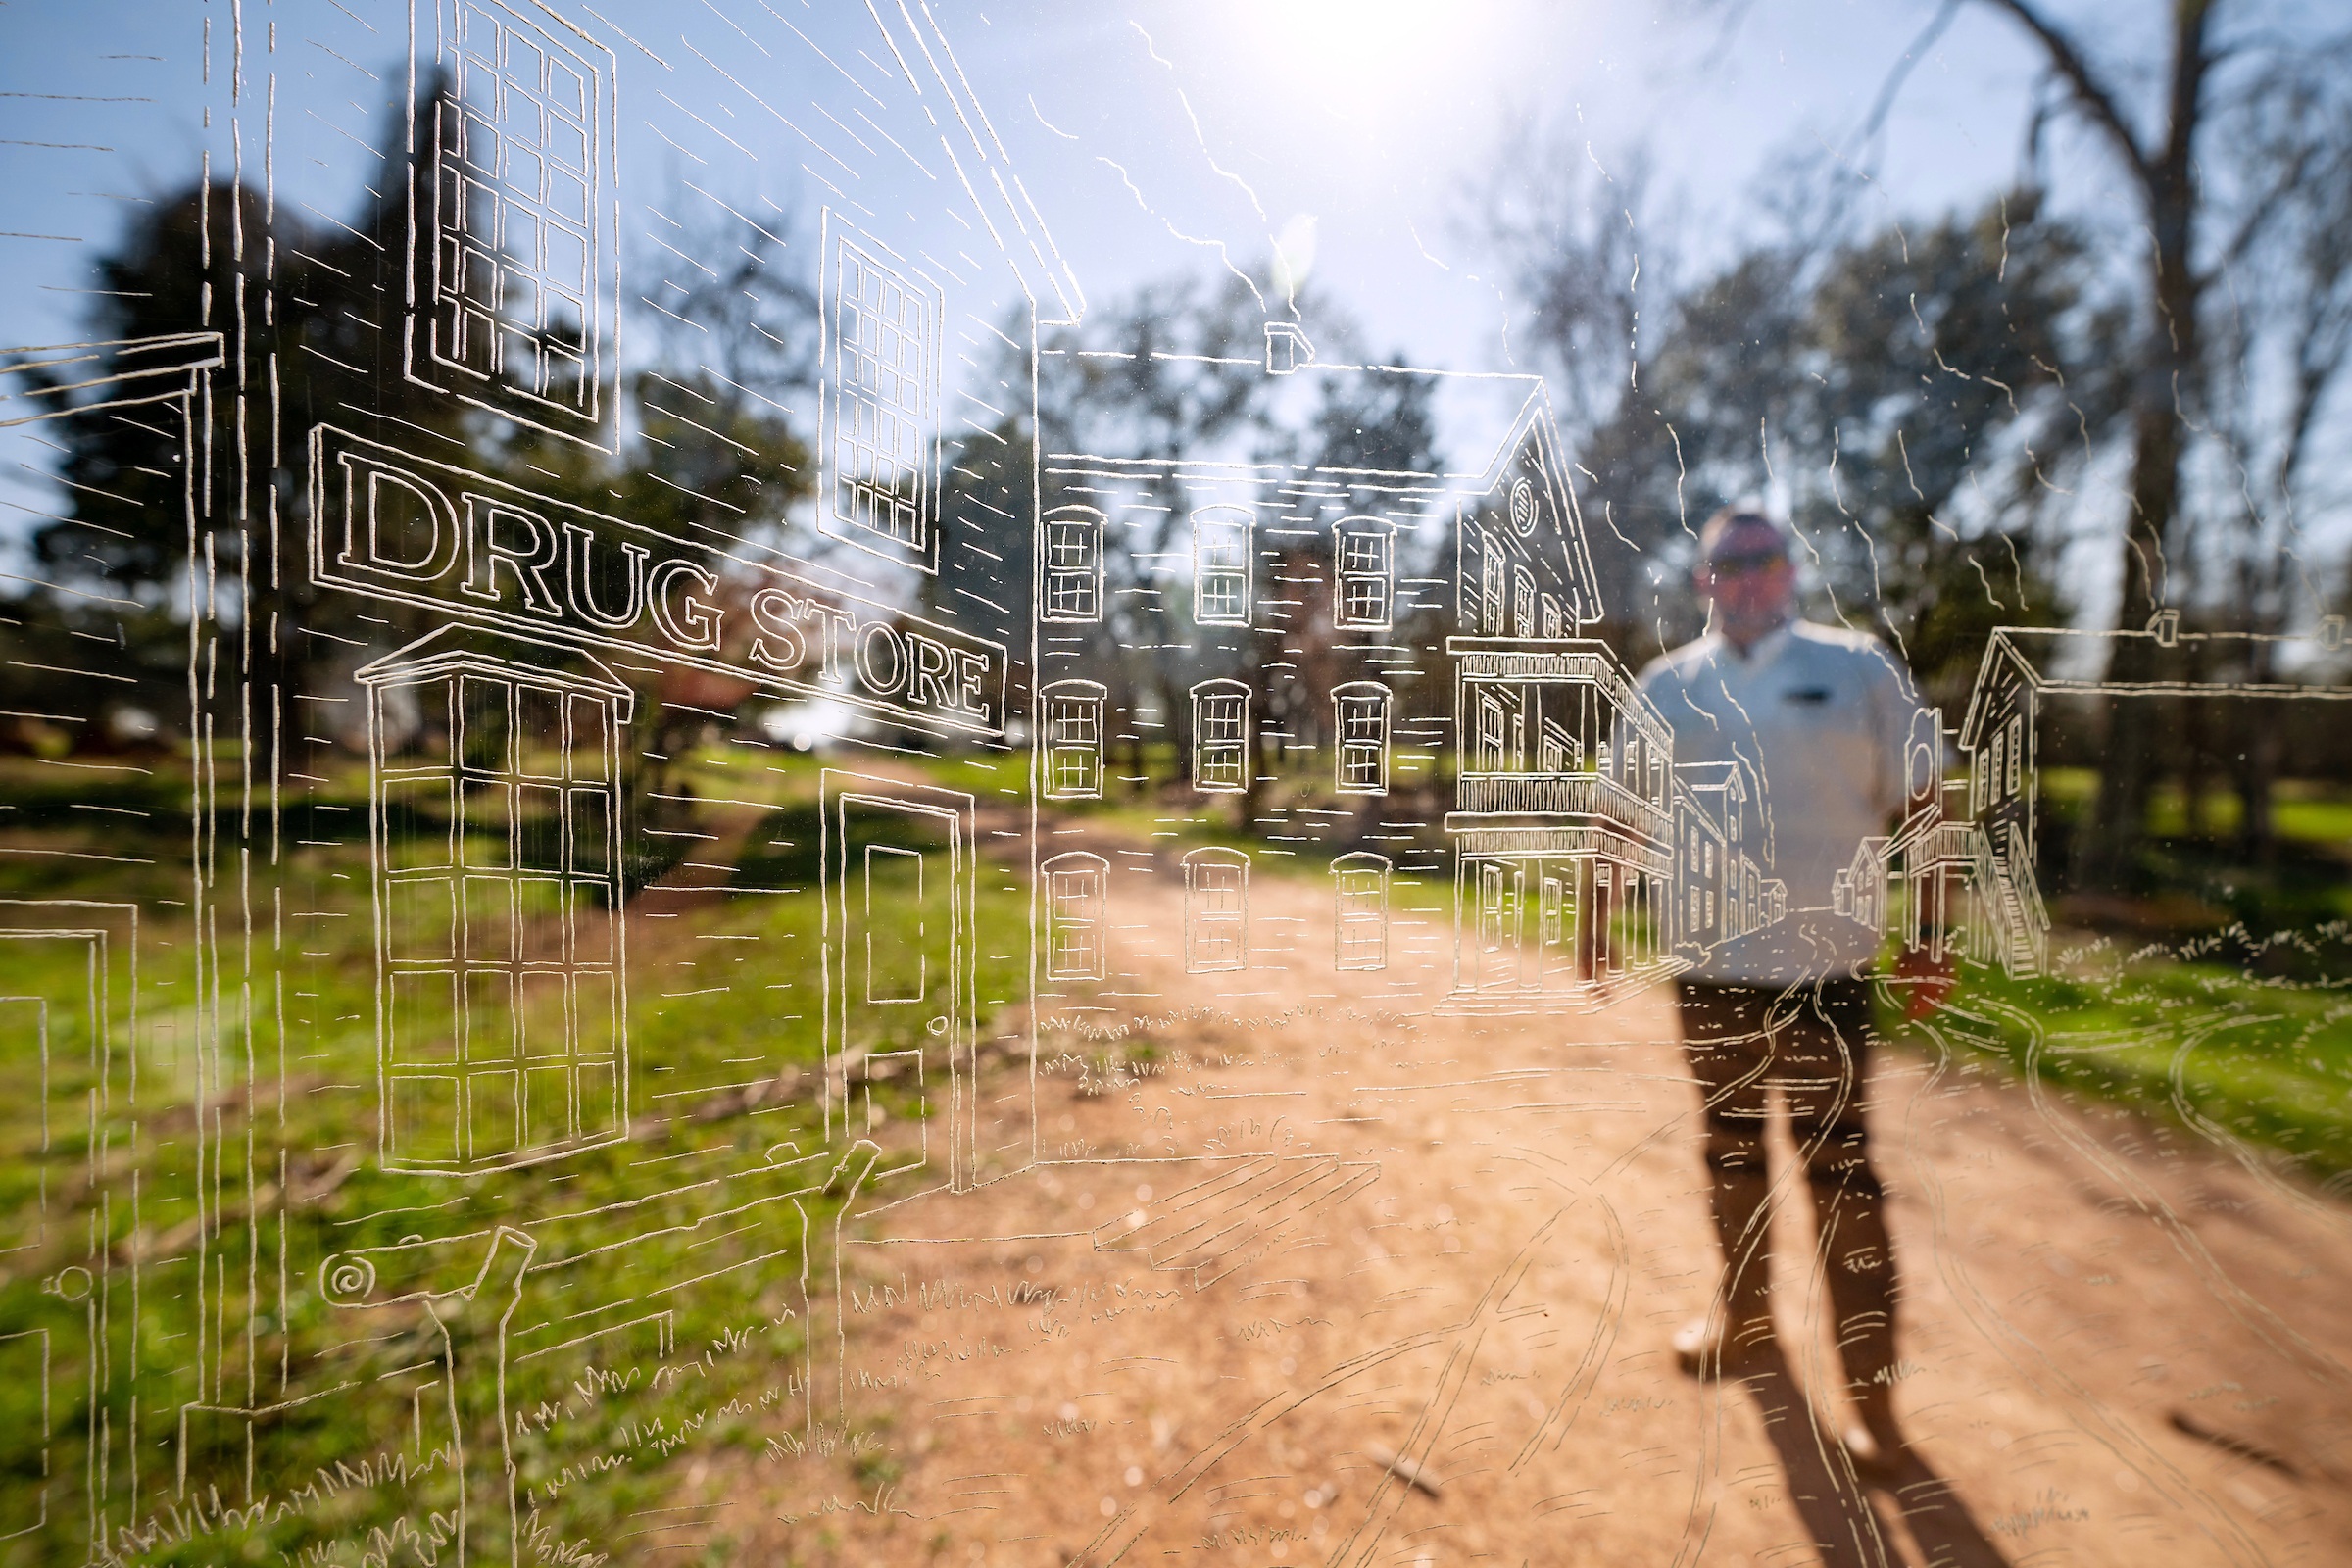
[1962,0,2350,884]
[2199,70,2352,857]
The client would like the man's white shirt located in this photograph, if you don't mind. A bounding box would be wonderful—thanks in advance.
[1637,620,1922,983]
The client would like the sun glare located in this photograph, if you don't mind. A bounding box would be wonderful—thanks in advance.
[1219,0,1500,125]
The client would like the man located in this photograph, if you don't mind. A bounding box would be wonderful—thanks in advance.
[1637,505,1943,1470]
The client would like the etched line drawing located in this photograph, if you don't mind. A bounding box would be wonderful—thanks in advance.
[2,2,2349,1564]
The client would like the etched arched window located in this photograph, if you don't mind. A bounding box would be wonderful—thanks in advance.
[1192,678,1250,794]
[1040,679,1105,800]
[1193,506,1253,625]
[1331,851,1392,971]
[1332,516,1396,629]
[1042,852,1108,980]
[1184,847,1250,973]
[1042,504,1104,622]
[1332,680,1392,795]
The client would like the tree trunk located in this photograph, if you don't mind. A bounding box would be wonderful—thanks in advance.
[2181,688,2209,841]
[2078,396,2182,891]
[1992,0,2214,897]
[2235,640,2279,865]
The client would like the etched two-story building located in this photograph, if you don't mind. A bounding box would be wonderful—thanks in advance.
[1027,340,1684,1029]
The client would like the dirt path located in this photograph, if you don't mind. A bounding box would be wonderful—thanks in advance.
[698,872,2352,1568]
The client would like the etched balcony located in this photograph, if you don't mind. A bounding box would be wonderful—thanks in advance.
[1453,770,1671,840]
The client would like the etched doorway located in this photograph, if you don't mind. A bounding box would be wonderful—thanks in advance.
[357,629,633,1173]
[824,772,977,1186]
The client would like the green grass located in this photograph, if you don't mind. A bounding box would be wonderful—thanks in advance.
[1895,928,2352,1184]
[0,743,1029,1567]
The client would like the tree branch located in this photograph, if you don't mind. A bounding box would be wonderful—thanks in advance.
[1973,0,2150,186]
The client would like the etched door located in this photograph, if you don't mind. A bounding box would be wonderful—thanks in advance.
[830,776,973,1183]
[0,934,109,1555]
[0,995,61,1545]
[1540,871,1578,984]
[1475,861,1524,990]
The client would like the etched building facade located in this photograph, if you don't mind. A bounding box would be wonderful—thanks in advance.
[1028,352,1686,1031]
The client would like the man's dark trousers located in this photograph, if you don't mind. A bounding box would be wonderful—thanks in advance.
[1677,977,1895,1388]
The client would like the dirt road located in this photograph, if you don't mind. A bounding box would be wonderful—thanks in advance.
[704,872,2352,1568]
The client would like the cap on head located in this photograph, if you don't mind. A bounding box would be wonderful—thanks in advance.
[1697,505,1791,564]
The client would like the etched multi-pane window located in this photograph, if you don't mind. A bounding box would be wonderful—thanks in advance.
[1194,508,1253,624]
[825,224,943,562]
[2005,714,2024,798]
[1043,506,1104,622]
[1184,848,1250,973]
[358,640,630,1173]
[1513,566,1537,637]
[1541,593,1564,639]
[1479,534,1505,632]
[1192,679,1250,793]
[1475,692,1506,773]
[435,0,603,414]
[1333,517,1395,629]
[1333,681,1392,795]
[1331,852,1392,971]
[1539,720,1575,775]
[1042,853,1108,981]
[1041,680,1105,800]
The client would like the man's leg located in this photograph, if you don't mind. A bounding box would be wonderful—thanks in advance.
[1783,978,1903,1456]
[1676,983,1777,1374]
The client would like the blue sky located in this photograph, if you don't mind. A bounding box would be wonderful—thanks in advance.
[0,1,2061,364]
[0,0,2155,573]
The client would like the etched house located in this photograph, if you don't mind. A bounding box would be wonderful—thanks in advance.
[1956,614,2352,975]
[1029,342,1681,1030]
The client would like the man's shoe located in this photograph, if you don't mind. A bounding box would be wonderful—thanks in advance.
[1837,1419,1907,1476]
[1672,1314,1772,1379]
[1838,1385,1908,1474]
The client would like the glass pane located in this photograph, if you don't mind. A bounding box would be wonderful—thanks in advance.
[386,876,456,962]
[573,970,614,1056]
[21,8,2352,1557]
[466,1069,519,1162]
[387,970,459,1063]
[386,1075,460,1168]
[574,1058,620,1140]
[568,693,609,780]
[568,787,609,874]
[382,775,455,869]
[464,876,514,964]
[518,877,566,963]
[461,782,513,868]
[381,678,453,762]
[525,1064,573,1147]
[459,675,513,774]
[517,782,564,870]
[517,684,565,777]
[519,970,569,1059]
[569,878,613,964]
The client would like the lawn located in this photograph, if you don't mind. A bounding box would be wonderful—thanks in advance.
[0,743,1030,1567]
[1895,926,2352,1187]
